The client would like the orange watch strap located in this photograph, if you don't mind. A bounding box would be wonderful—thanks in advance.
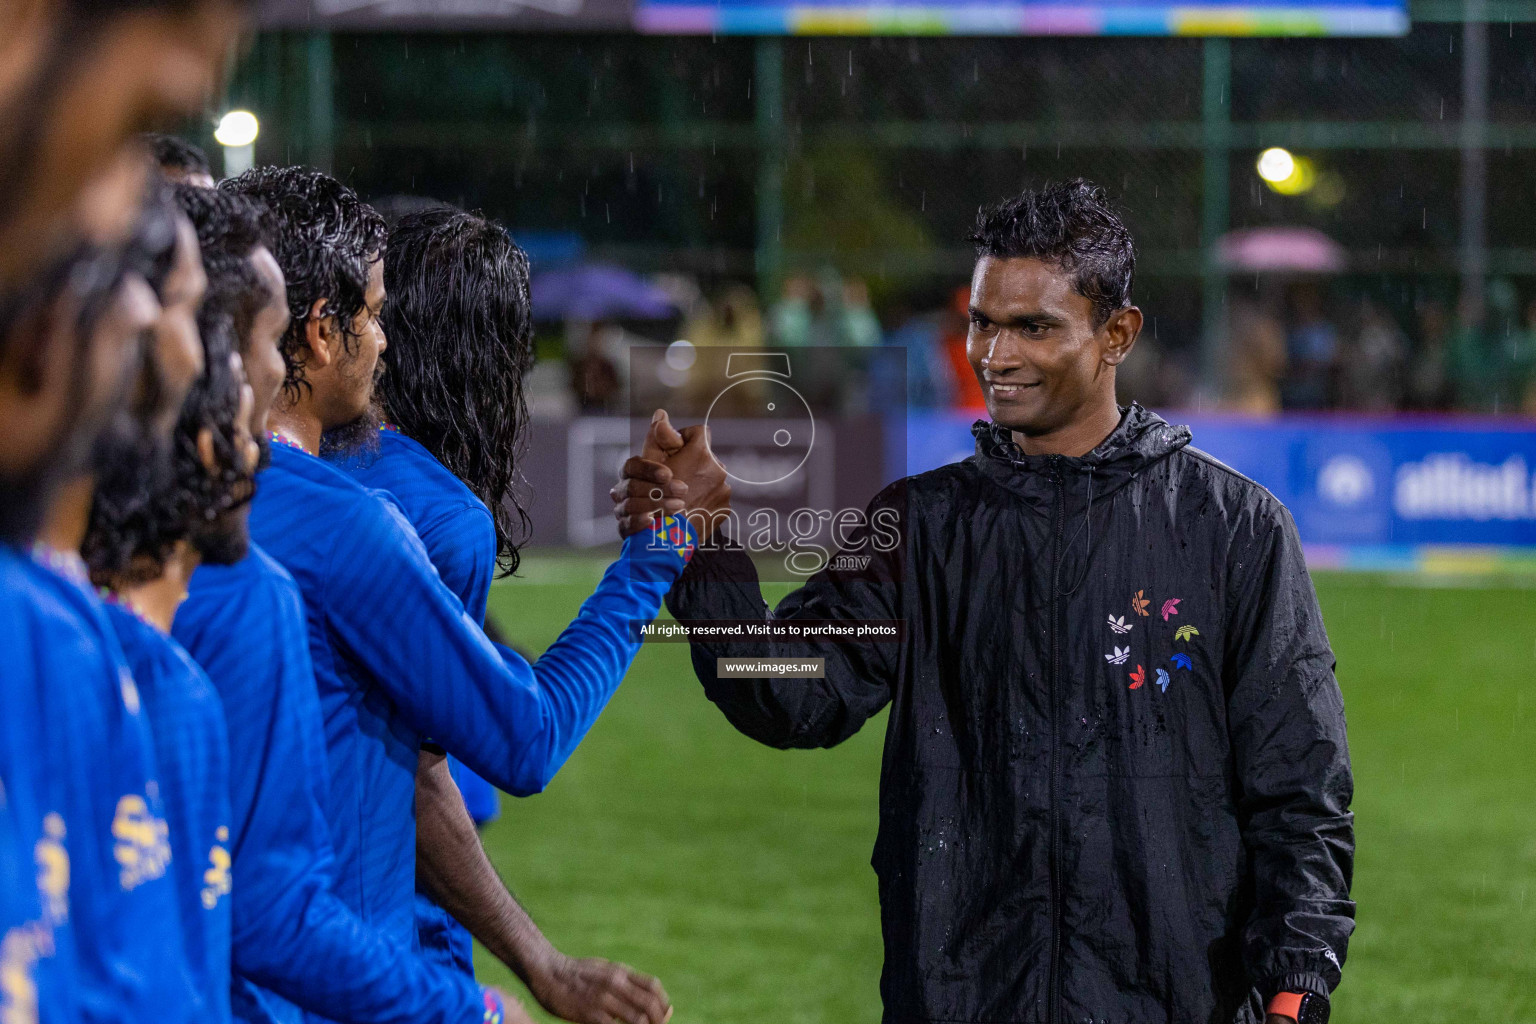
[1267,992,1305,1021]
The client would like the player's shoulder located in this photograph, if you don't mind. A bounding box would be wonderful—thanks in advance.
[375,431,489,519]
[0,548,97,663]
[106,602,214,692]
[267,443,377,510]
[1168,444,1290,523]
[893,458,988,504]
[181,543,306,633]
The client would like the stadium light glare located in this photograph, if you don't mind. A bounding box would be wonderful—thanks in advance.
[215,110,259,179]
[1256,148,1317,196]
[214,110,259,148]
[1256,147,1295,184]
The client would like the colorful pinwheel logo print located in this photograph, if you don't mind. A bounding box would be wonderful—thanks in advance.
[1170,653,1193,670]
[1131,591,1150,617]
[1107,614,1133,634]
[1173,625,1200,642]
[1105,646,1130,665]
[1155,668,1171,692]
[1160,597,1181,621]
[1128,665,1146,690]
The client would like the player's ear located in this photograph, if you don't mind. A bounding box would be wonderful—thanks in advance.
[304,297,334,367]
[1100,306,1143,366]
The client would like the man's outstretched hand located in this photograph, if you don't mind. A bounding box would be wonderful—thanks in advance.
[526,954,673,1024]
[612,409,730,542]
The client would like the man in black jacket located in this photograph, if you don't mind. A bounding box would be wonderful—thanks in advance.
[616,179,1353,1024]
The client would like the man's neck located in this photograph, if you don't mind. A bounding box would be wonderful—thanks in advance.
[268,403,323,457]
[117,541,198,634]
[37,476,94,554]
[1011,398,1124,459]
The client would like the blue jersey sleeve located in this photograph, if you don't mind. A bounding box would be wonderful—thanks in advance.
[175,557,487,1024]
[415,505,496,627]
[321,509,694,796]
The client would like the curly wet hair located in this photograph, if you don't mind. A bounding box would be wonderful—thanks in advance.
[84,192,257,584]
[222,166,385,403]
[378,206,534,576]
[173,183,275,359]
[971,178,1136,329]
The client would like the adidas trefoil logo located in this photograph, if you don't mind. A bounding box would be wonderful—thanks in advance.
[1105,646,1130,665]
[1107,614,1133,634]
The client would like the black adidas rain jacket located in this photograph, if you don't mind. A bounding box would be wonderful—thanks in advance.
[666,404,1354,1024]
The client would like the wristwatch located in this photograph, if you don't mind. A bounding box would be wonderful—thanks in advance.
[1267,991,1329,1024]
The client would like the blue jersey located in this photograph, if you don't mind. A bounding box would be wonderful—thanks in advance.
[103,601,232,1024]
[20,548,197,1024]
[249,440,692,950]
[0,546,77,1024]
[173,544,489,1024]
[333,432,502,822]
[331,428,498,973]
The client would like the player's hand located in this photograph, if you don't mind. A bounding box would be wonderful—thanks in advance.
[526,953,673,1024]
[664,421,731,542]
[612,410,690,538]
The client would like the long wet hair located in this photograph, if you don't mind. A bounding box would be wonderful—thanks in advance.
[379,206,533,576]
[84,189,253,583]
[173,183,275,466]
[222,166,385,404]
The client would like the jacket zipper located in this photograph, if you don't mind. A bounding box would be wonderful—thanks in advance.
[1047,455,1065,1024]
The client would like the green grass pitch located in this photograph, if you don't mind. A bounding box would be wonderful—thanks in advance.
[477,559,1536,1023]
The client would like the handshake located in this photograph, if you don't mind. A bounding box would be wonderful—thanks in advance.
[609,409,734,541]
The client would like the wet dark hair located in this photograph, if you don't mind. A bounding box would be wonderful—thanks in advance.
[84,265,250,584]
[222,166,386,403]
[379,207,533,576]
[173,184,275,359]
[971,178,1136,328]
[129,180,182,301]
[0,243,131,545]
[144,133,212,180]
[174,181,275,485]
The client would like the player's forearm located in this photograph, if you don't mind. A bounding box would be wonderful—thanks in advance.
[415,752,558,983]
[666,547,893,748]
[232,856,485,1024]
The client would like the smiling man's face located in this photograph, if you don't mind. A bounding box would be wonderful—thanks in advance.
[966,255,1139,444]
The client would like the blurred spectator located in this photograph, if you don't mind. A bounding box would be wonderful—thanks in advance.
[1282,282,1339,409]
[684,282,765,348]
[1224,296,1289,414]
[771,270,883,348]
[940,285,986,412]
[566,321,628,413]
[1406,299,1454,410]
[1339,299,1407,412]
[884,302,960,410]
[841,280,882,348]
[1519,299,1536,416]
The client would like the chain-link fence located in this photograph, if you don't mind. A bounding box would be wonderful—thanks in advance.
[216,16,1536,414]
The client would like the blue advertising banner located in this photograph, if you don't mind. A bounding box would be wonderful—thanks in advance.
[901,411,1536,567]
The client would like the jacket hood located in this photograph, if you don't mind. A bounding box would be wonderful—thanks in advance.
[969,403,1192,515]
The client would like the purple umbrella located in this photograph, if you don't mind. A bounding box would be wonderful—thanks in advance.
[531,263,677,322]
[1216,227,1347,274]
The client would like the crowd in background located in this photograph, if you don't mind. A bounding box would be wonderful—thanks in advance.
[531,265,1536,418]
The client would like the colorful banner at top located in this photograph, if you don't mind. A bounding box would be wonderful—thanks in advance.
[258,0,1408,34]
